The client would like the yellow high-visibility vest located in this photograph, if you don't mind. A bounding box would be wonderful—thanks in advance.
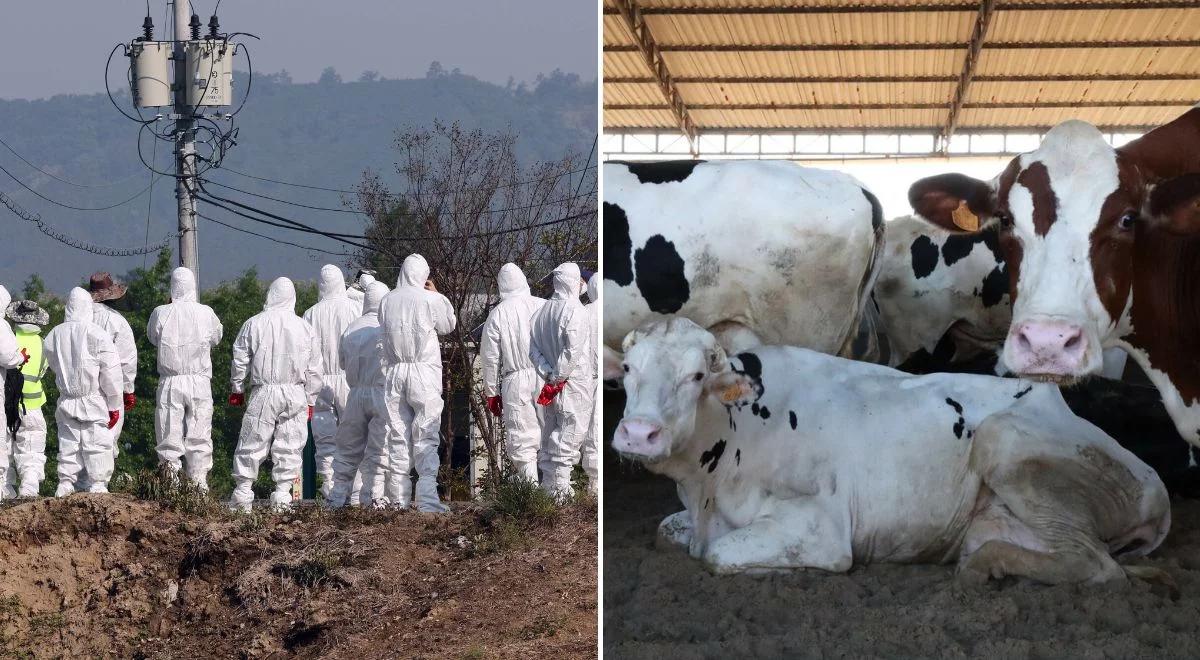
[14,327,45,410]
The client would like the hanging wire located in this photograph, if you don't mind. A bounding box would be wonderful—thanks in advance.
[0,190,175,257]
[0,160,159,211]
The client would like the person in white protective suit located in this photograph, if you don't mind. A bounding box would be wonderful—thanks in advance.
[529,262,591,501]
[378,254,456,512]
[43,288,123,496]
[324,281,392,508]
[5,299,50,498]
[480,263,548,483]
[0,286,31,498]
[228,277,322,511]
[579,273,600,495]
[146,267,223,489]
[303,265,361,497]
[87,272,137,449]
[345,270,377,316]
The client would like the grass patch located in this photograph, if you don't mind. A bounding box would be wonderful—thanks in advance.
[470,474,562,555]
[114,468,226,518]
[28,612,65,635]
[520,613,567,640]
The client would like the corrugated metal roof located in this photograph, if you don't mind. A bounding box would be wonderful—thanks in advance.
[603,1,1200,134]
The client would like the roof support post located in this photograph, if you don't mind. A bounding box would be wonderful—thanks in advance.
[613,0,700,157]
[939,0,997,153]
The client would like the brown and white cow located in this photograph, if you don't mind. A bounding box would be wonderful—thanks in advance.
[908,107,1200,447]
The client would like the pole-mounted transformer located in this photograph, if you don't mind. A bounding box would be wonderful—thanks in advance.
[125,9,234,109]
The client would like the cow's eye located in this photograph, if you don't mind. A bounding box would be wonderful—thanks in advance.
[996,210,1013,228]
[692,372,704,382]
[1118,211,1138,231]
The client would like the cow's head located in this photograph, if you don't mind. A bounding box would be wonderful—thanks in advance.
[908,109,1200,382]
[605,318,755,462]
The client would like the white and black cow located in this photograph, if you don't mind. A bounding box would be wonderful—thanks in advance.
[604,160,884,360]
[908,107,1200,448]
[608,318,1170,585]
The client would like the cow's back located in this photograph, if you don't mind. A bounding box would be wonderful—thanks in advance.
[603,160,882,355]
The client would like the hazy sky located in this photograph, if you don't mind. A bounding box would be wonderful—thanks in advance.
[0,0,598,100]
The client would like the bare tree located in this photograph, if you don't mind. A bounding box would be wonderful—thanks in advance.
[352,121,596,493]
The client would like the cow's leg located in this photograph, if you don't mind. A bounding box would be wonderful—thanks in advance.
[702,499,851,575]
[656,510,694,551]
[707,320,763,355]
[958,539,1122,586]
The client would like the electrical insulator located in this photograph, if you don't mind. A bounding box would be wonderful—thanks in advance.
[185,40,233,106]
[128,41,171,107]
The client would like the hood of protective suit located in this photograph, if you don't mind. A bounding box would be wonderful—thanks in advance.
[587,274,598,303]
[358,272,376,290]
[170,267,198,303]
[397,254,431,288]
[0,285,9,313]
[65,287,94,323]
[497,263,530,300]
[263,277,297,313]
[362,281,389,315]
[550,262,582,300]
[318,265,347,300]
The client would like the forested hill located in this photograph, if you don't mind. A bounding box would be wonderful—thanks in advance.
[0,66,597,292]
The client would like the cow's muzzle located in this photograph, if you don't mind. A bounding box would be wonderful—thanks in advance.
[613,417,671,461]
[1003,317,1094,380]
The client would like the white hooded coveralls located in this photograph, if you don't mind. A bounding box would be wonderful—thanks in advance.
[326,281,391,507]
[529,262,590,500]
[44,288,122,494]
[580,274,600,495]
[303,265,361,496]
[0,287,27,496]
[9,323,48,498]
[480,264,548,483]
[378,254,456,511]
[91,300,137,448]
[147,267,223,487]
[229,278,322,506]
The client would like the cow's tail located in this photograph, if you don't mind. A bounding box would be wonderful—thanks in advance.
[838,217,888,363]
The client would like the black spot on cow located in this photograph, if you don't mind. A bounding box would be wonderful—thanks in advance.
[619,160,706,185]
[603,202,633,286]
[945,397,963,414]
[633,235,690,314]
[700,439,727,473]
[732,352,766,402]
[980,263,1009,308]
[1014,385,1033,399]
[941,233,980,267]
[910,235,939,279]
[789,410,797,430]
[758,405,771,420]
[751,403,760,416]
[896,332,958,374]
[726,406,737,431]
[945,397,966,439]
[861,188,884,230]
[736,448,742,465]
[704,498,711,510]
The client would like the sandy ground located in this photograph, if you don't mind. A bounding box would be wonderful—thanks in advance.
[602,389,1200,659]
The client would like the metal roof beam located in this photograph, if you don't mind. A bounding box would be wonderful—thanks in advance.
[612,0,699,155]
[602,1,1199,14]
[606,101,1193,110]
[605,126,1158,134]
[604,40,1200,52]
[607,73,1200,84]
[941,0,997,152]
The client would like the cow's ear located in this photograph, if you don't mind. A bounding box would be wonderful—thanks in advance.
[705,371,756,407]
[1147,173,1200,235]
[908,173,996,233]
[603,345,625,380]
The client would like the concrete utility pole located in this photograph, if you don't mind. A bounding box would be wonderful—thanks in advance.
[173,0,199,279]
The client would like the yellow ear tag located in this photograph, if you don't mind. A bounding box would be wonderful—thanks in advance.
[952,200,980,232]
[720,383,743,403]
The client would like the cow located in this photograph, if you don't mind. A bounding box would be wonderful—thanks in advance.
[907,107,1200,447]
[603,160,884,362]
[606,318,1171,587]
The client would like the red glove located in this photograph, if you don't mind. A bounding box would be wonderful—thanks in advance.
[123,393,137,411]
[486,395,502,417]
[308,406,314,420]
[228,392,245,407]
[18,348,28,366]
[107,410,120,430]
[537,381,567,406]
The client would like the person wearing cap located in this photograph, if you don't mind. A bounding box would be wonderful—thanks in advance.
[4,300,49,497]
[87,273,138,458]
[346,269,378,316]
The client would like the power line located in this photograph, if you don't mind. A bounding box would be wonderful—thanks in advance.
[0,160,159,212]
[0,134,147,189]
[196,210,355,257]
[0,189,175,257]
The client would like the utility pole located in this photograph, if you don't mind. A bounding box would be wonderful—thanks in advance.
[173,0,199,280]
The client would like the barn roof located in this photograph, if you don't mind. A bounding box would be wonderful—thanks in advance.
[603,0,1200,151]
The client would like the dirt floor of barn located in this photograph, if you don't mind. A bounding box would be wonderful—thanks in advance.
[0,490,597,659]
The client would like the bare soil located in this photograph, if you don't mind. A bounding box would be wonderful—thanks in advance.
[0,494,596,659]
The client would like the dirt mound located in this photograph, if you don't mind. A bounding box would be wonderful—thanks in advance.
[0,495,596,659]
[604,464,1200,659]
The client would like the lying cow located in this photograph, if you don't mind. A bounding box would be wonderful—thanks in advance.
[604,160,883,359]
[908,107,1200,447]
[608,318,1170,585]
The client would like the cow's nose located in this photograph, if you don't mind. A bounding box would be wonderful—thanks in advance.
[614,418,665,456]
[1007,319,1088,375]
